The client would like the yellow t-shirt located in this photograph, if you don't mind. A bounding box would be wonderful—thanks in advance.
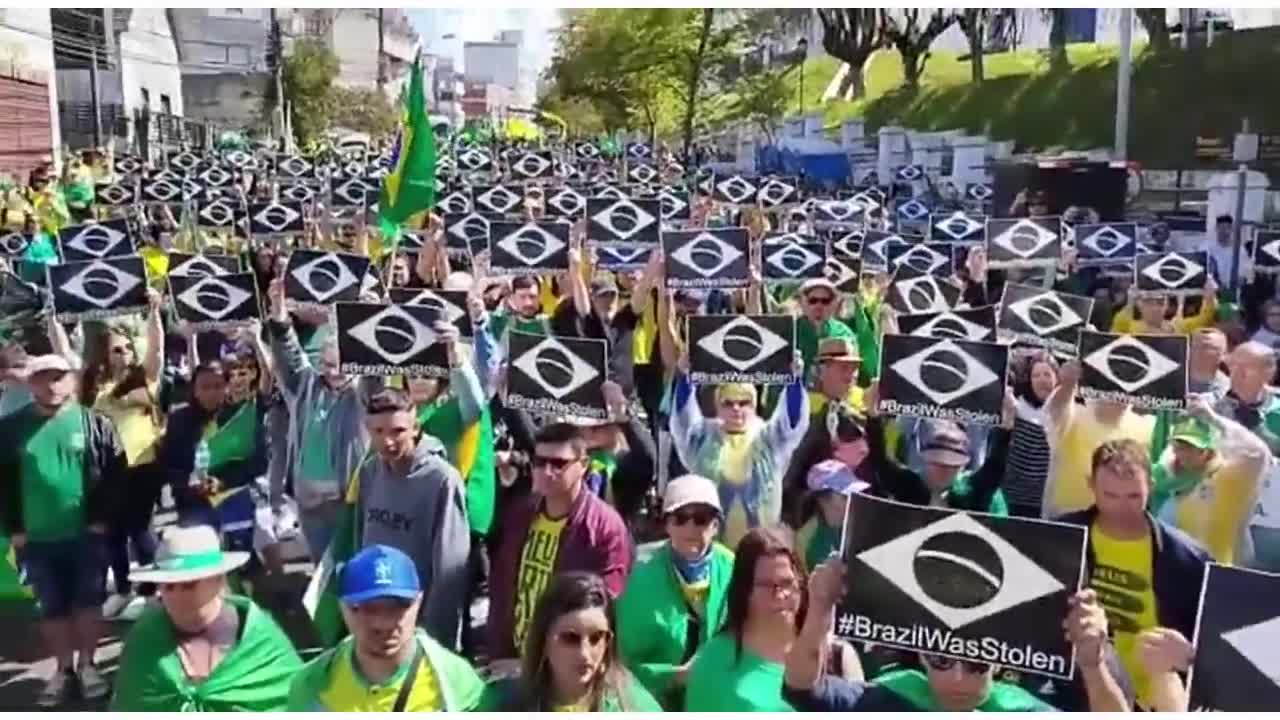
[94,379,161,466]
[1089,523,1159,709]
[717,433,755,549]
[1045,403,1155,515]
[808,386,866,417]
[675,567,710,617]
[513,513,567,651]
[1158,458,1258,564]
[316,643,443,711]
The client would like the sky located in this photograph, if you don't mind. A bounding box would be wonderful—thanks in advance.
[408,8,560,74]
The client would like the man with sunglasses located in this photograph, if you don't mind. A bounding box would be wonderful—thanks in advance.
[617,474,735,708]
[487,422,632,674]
[783,558,1132,711]
[288,545,488,711]
[795,277,856,377]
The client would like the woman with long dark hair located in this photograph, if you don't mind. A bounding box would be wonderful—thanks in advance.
[1002,350,1059,518]
[501,572,660,711]
[83,290,165,621]
[684,527,808,711]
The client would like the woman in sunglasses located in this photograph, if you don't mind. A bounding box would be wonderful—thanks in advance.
[684,527,809,711]
[498,571,660,711]
[616,475,735,708]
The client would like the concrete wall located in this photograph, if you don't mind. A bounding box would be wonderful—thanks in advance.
[170,9,273,75]
[463,41,519,95]
[0,8,59,162]
[117,9,184,116]
[327,9,418,98]
[182,71,271,129]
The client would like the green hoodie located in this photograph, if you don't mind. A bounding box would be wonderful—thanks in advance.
[111,595,302,712]
[875,669,1056,711]
[616,541,734,707]
[287,629,488,711]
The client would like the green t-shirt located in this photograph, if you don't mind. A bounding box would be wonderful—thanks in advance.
[875,669,1056,711]
[19,403,87,541]
[684,633,794,712]
[795,317,855,378]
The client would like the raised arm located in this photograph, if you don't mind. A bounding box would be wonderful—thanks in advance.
[142,288,165,385]
[265,275,315,397]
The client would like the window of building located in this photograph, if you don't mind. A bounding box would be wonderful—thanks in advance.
[160,94,172,116]
[140,87,150,111]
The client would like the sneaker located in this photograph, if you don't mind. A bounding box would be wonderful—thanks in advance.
[78,665,110,701]
[35,669,73,708]
[102,593,133,619]
[117,595,148,622]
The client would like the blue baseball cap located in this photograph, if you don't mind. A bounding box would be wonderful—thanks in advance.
[339,545,421,605]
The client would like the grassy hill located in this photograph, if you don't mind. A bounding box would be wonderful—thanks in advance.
[766,27,1280,168]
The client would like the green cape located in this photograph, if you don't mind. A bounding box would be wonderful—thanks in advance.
[110,595,302,712]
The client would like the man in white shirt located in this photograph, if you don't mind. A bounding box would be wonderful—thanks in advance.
[1200,214,1252,287]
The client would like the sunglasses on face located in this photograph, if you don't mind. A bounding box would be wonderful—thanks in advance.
[532,455,582,472]
[669,508,717,527]
[720,399,752,409]
[807,295,834,306]
[922,654,991,674]
[555,628,611,648]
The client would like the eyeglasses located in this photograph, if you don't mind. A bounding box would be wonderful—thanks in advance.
[753,578,799,596]
[532,455,582,472]
[806,295,834,306]
[669,508,717,527]
[922,654,991,674]
[555,629,611,648]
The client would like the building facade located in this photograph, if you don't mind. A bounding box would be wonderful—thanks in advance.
[0,8,59,177]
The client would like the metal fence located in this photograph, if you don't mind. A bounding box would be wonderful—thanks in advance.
[58,102,212,153]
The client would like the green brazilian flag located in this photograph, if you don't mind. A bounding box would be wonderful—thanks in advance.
[302,455,370,648]
[377,55,436,252]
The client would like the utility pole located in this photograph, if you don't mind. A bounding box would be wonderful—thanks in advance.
[269,9,284,142]
[88,12,102,148]
[377,9,386,94]
[1229,117,1251,294]
[1114,8,1132,161]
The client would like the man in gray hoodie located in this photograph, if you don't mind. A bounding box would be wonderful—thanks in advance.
[359,386,471,651]
[266,276,381,561]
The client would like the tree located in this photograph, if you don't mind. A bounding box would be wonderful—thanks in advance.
[330,86,398,140]
[879,9,958,91]
[1136,9,1171,53]
[681,9,715,164]
[958,9,1017,84]
[279,39,340,147]
[816,9,881,99]
[1045,9,1069,72]
[727,68,789,144]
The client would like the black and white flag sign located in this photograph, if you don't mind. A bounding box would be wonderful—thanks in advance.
[762,233,826,282]
[509,150,555,180]
[436,186,473,215]
[931,211,987,244]
[196,199,243,232]
[1073,223,1138,267]
[887,266,961,315]
[889,242,955,276]
[506,331,608,420]
[0,230,32,258]
[1134,251,1209,296]
[879,333,1009,424]
[1187,564,1280,711]
[387,287,473,338]
[861,231,910,274]
[249,201,305,238]
[813,199,865,226]
[998,283,1094,356]
[663,227,750,289]
[757,177,799,209]
[284,250,371,306]
[836,494,1087,679]
[587,197,661,246]
[335,302,449,378]
[169,273,259,330]
[95,182,135,207]
[1254,230,1280,274]
[896,306,996,341]
[489,221,571,275]
[473,184,525,216]
[688,314,795,385]
[544,186,587,219]
[444,212,491,256]
[47,255,149,322]
[657,187,691,221]
[57,220,135,263]
[167,252,242,278]
[595,245,652,272]
[825,255,861,293]
[712,175,759,206]
[986,217,1061,269]
[1078,331,1187,410]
